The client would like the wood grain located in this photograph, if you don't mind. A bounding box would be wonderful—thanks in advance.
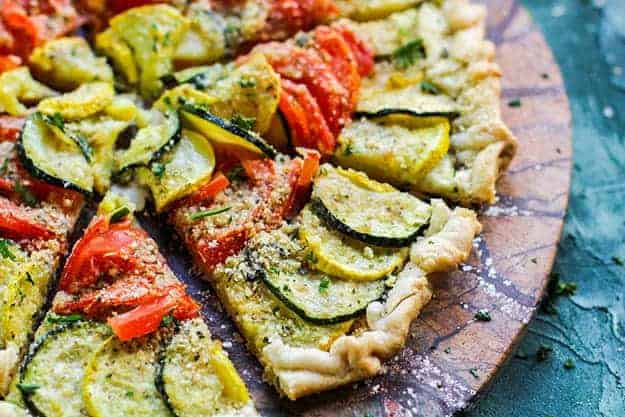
[143,1,572,415]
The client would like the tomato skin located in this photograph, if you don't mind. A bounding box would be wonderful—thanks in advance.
[259,0,339,42]
[0,116,24,142]
[312,26,360,108]
[194,227,250,273]
[170,172,230,210]
[332,24,375,77]
[278,83,311,148]
[0,55,20,73]
[0,197,55,240]
[280,79,335,154]
[253,42,350,136]
[58,217,146,294]
[108,0,168,14]
[108,295,178,342]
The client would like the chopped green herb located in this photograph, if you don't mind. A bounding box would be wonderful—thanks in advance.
[536,344,552,362]
[69,131,94,162]
[0,158,9,176]
[238,78,256,88]
[110,206,131,223]
[231,114,256,131]
[226,166,245,182]
[294,33,310,47]
[47,313,83,324]
[306,251,318,264]
[343,144,353,156]
[508,98,522,108]
[530,258,538,264]
[420,80,440,95]
[125,391,134,398]
[161,315,174,328]
[25,272,34,285]
[555,281,577,297]
[318,277,330,294]
[14,180,37,207]
[564,358,575,369]
[612,256,624,266]
[444,347,451,354]
[392,38,426,69]
[189,206,231,221]
[0,239,16,260]
[151,162,166,178]
[469,368,479,379]
[17,383,40,394]
[515,348,528,360]
[474,309,492,322]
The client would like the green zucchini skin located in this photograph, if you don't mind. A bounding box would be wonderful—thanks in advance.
[311,198,426,248]
[253,265,385,326]
[17,115,94,197]
[179,102,277,159]
[114,109,182,179]
[19,321,111,417]
[353,109,460,120]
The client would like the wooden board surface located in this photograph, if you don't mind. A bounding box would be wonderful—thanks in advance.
[143,1,572,415]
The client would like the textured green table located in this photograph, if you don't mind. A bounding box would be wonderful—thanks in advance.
[468,1,625,415]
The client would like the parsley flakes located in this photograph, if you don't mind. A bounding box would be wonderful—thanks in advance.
[189,206,231,221]
[392,38,426,69]
[0,239,16,260]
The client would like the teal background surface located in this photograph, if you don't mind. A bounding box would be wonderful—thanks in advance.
[468,1,625,416]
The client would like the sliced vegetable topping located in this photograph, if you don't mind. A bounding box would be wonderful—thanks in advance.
[137,129,216,212]
[335,117,450,186]
[19,322,112,417]
[18,113,94,194]
[180,101,276,158]
[37,82,115,121]
[312,165,431,247]
[158,318,251,417]
[0,198,54,240]
[299,205,408,281]
[247,226,386,325]
[83,336,170,417]
[115,108,181,176]
[54,209,199,339]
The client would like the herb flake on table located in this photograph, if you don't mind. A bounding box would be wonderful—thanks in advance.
[508,98,522,108]
[536,344,553,362]
[474,309,492,322]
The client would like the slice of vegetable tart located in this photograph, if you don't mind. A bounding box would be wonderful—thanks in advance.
[0,193,258,417]
[0,120,84,396]
[168,161,482,400]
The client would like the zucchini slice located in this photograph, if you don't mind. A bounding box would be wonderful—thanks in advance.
[265,110,291,152]
[37,82,115,121]
[334,117,450,186]
[19,322,111,417]
[247,228,387,325]
[311,165,431,247]
[299,205,408,282]
[180,102,276,158]
[157,318,250,417]
[18,113,94,194]
[355,84,460,121]
[137,129,215,212]
[115,108,181,176]
[82,336,170,417]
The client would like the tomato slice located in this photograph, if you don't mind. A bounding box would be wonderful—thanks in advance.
[254,42,350,136]
[108,295,178,342]
[312,26,360,108]
[332,24,375,77]
[280,79,335,154]
[279,84,311,148]
[171,172,230,210]
[0,197,54,240]
[58,217,145,294]
[109,0,168,14]
[0,54,20,73]
[280,151,320,219]
[0,116,24,142]
[259,0,339,42]
[195,227,251,273]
